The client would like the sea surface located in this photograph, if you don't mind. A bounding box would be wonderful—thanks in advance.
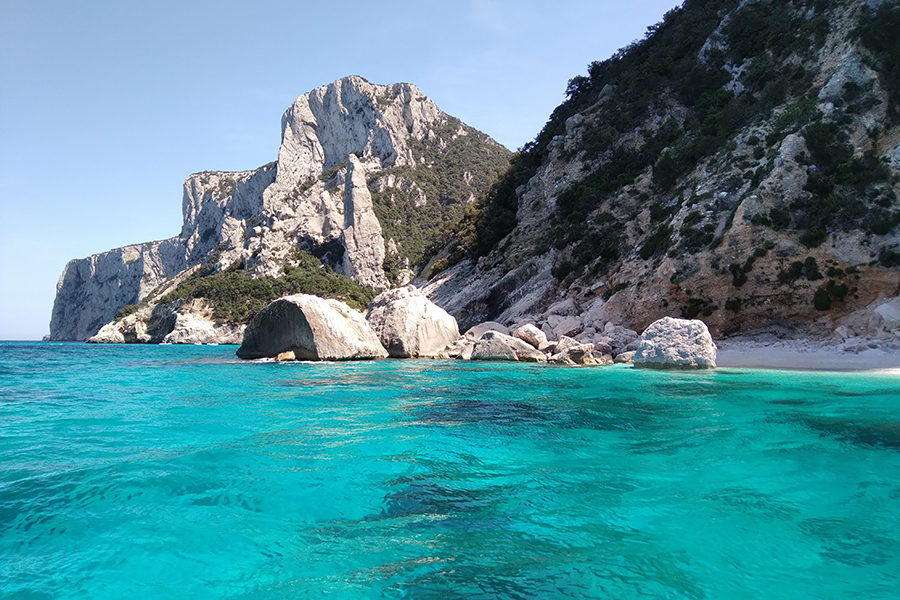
[1,341,899,599]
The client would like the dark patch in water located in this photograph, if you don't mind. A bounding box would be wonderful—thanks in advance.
[408,397,663,437]
[831,387,900,398]
[377,480,493,521]
[409,398,546,429]
[703,486,798,519]
[784,413,900,450]
[799,517,894,567]
[768,399,811,406]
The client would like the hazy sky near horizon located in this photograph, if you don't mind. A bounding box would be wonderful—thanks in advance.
[0,0,681,340]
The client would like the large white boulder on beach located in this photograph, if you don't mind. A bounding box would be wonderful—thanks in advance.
[471,331,547,363]
[366,285,460,357]
[236,294,388,360]
[633,317,717,369]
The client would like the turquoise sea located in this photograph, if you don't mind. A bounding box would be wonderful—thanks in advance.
[1,341,899,599]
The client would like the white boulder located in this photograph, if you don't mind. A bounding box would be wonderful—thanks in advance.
[633,317,717,369]
[544,298,580,317]
[471,331,547,363]
[236,294,388,360]
[464,321,509,341]
[614,351,636,364]
[870,300,900,334]
[552,315,584,339]
[366,285,460,357]
[512,323,547,349]
[581,297,610,329]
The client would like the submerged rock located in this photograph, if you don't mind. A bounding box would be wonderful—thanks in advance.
[633,317,717,369]
[236,294,388,360]
[366,285,460,357]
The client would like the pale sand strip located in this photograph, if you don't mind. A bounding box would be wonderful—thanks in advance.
[716,340,900,372]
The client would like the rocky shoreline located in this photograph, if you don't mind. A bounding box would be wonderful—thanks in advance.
[230,287,717,370]
[83,282,900,372]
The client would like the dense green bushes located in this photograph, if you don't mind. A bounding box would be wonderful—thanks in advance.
[535,0,834,280]
[856,1,900,123]
[467,147,543,259]
[793,123,895,245]
[158,250,376,325]
[114,303,141,321]
[449,0,894,284]
[369,117,510,268]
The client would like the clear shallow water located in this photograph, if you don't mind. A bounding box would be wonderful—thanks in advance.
[1,342,899,599]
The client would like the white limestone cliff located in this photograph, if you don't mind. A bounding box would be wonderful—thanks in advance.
[49,239,187,341]
[50,76,493,342]
[340,156,388,290]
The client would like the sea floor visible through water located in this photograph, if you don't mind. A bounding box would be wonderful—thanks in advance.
[1,341,898,599]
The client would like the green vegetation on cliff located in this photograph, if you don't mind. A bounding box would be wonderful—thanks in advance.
[547,0,840,279]
[856,1,900,123]
[116,250,376,326]
[368,116,510,275]
[459,0,900,288]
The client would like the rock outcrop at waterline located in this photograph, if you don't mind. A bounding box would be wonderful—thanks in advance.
[50,76,509,342]
[633,317,717,369]
[471,330,549,363]
[50,239,190,343]
[87,299,244,345]
[236,294,388,360]
[366,286,459,358]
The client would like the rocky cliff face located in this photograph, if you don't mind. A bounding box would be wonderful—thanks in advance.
[50,76,509,341]
[429,0,900,340]
[340,156,389,289]
[49,239,187,341]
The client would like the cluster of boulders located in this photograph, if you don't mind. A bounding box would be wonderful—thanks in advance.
[435,321,613,365]
[236,286,717,369]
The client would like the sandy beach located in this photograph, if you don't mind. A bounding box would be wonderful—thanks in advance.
[716,337,900,372]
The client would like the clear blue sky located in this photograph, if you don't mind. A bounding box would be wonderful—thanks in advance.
[0,0,680,340]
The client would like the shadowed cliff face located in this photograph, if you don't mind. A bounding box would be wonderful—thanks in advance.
[431,0,900,339]
[50,76,509,341]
